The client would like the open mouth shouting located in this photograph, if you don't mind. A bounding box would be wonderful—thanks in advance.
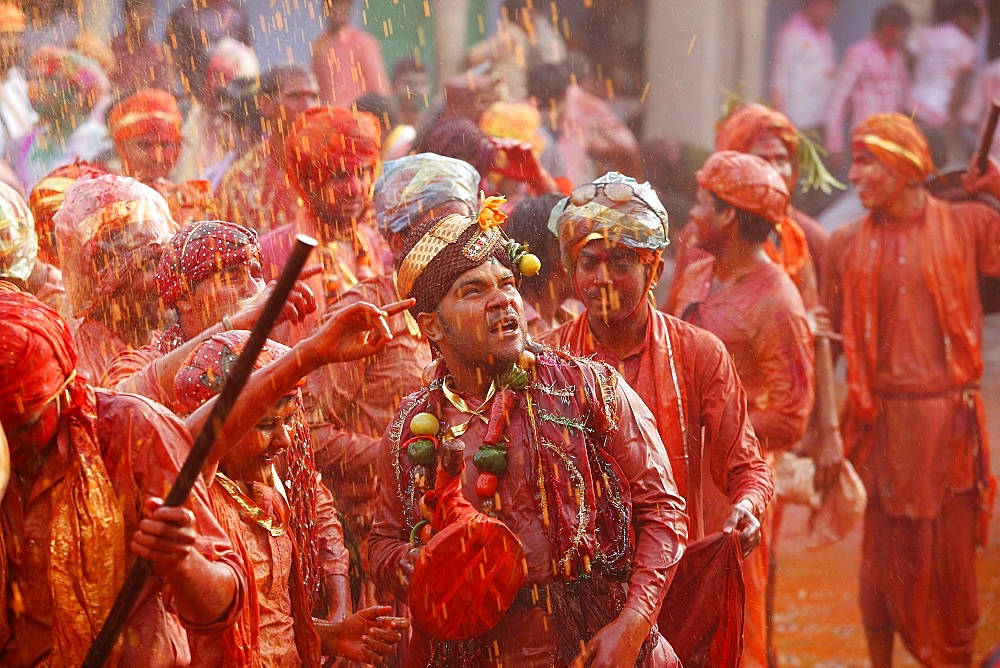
[488,311,522,339]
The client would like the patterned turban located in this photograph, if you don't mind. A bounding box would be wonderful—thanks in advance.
[851,113,934,182]
[284,106,382,197]
[0,181,37,282]
[697,151,791,228]
[0,2,25,33]
[28,162,107,267]
[173,329,300,416]
[550,172,669,270]
[716,103,798,164]
[29,46,109,108]
[54,174,178,317]
[0,291,77,424]
[374,153,481,235]
[108,89,182,145]
[156,220,261,307]
[395,197,518,316]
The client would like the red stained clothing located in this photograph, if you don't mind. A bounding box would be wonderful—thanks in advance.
[823,198,1000,664]
[369,350,688,665]
[218,140,306,234]
[671,259,815,452]
[823,199,1000,519]
[311,26,388,108]
[542,310,773,539]
[0,389,245,666]
[74,316,131,384]
[308,274,431,539]
[190,476,349,667]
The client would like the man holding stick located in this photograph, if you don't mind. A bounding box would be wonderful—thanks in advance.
[0,283,412,665]
[824,113,1000,666]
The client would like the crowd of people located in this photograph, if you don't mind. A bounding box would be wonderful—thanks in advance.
[0,0,998,666]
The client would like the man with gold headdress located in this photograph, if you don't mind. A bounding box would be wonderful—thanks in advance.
[53,173,179,381]
[369,198,688,666]
[824,112,1000,667]
[670,151,815,668]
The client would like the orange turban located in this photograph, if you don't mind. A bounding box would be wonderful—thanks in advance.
[697,151,790,227]
[851,113,933,182]
[108,89,182,145]
[28,161,108,267]
[0,2,25,33]
[284,106,382,197]
[715,103,798,163]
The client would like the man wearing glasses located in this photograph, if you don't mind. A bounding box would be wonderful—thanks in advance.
[542,171,772,552]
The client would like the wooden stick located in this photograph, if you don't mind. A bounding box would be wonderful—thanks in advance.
[977,103,1000,175]
[82,235,318,667]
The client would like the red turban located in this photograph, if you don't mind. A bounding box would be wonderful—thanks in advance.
[697,151,791,228]
[716,103,798,164]
[0,291,77,424]
[155,220,260,307]
[108,89,182,145]
[28,162,107,267]
[284,106,382,197]
[173,329,300,416]
[851,113,934,182]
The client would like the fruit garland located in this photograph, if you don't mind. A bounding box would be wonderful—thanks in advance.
[401,193,540,544]
[403,350,537,545]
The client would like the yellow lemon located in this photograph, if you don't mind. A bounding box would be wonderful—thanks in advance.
[410,411,440,436]
[519,253,541,277]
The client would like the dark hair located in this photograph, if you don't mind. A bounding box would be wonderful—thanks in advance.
[217,76,264,143]
[711,194,773,244]
[353,92,399,130]
[412,116,497,175]
[502,0,532,21]
[938,0,981,22]
[874,3,912,30]
[504,193,565,288]
[391,54,426,82]
[260,64,311,99]
[527,62,571,105]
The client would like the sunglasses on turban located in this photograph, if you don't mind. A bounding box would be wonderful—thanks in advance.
[570,182,659,215]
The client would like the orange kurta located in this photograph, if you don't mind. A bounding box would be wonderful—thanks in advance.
[542,310,773,540]
[190,477,349,667]
[671,257,813,668]
[823,198,1000,665]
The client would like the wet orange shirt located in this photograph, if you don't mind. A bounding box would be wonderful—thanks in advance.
[542,310,773,539]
